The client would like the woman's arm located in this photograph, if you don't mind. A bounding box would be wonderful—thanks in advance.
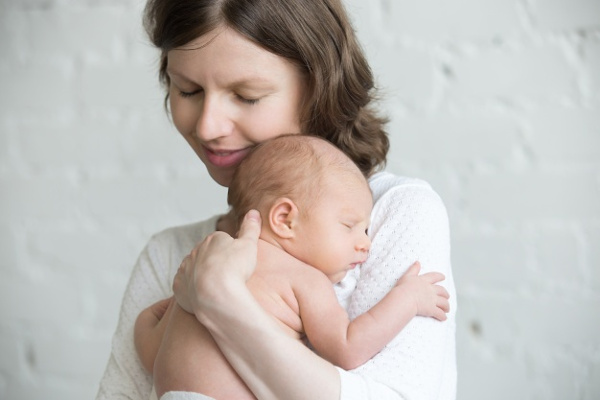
[174,210,340,400]
[174,180,457,400]
[338,179,457,400]
[96,240,169,400]
[96,217,219,400]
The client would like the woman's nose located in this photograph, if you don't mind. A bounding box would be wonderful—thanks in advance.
[195,95,234,142]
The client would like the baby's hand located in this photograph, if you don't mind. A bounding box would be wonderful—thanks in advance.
[395,261,450,321]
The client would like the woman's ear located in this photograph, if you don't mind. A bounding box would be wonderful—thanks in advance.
[268,197,299,239]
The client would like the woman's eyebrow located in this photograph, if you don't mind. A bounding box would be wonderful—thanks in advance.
[165,68,190,82]
[165,69,276,90]
[228,77,276,90]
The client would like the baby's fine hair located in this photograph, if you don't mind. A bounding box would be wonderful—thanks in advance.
[143,0,389,176]
[227,135,363,228]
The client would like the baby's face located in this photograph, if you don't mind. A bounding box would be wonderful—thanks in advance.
[293,172,372,283]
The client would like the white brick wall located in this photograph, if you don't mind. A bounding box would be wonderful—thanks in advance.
[0,0,598,399]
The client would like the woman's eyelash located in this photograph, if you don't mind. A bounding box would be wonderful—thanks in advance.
[236,95,259,105]
[177,89,259,104]
[178,90,201,98]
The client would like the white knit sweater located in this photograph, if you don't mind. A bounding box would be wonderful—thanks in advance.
[96,171,457,400]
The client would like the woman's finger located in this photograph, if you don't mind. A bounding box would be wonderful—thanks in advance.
[237,209,262,243]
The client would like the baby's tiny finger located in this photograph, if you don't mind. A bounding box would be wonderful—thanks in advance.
[435,285,450,299]
[437,297,450,313]
[422,271,445,284]
[434,308,448,321]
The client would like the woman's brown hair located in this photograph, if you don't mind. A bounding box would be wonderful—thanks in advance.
[144,0,389,176]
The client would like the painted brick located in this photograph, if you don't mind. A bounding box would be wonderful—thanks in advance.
[79,55,162,109]
[532,229,586,291]
[1,1,600,399]
[459,294,600,346]
[26,6,130,62]
[375,0,521,43]
[526,106,600,164]
[27,226,135,275]
[75,173,225,224]
[0,329,28,380]
[463,171,600,222]
[586,360,600,399]
[0,275,80,325]
[587,228,600,291]
[0,176,79,222]
[10,110,189,169]
[529,0,600,32]
[452,232,530,292]
[31,330,109,378]
[583,40,600,94]
[388,114,520,168]
[450,46,576,100]
[0,227,20,273]
[4,378,97,400]
[0,10,27,62]
[0,61,74,111]
[457,341,532,400]
[0,119,14,167]
[118,113,204,167]
[86,274,129,332]
[372,47,435,105]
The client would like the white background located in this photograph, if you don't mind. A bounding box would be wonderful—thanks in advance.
[0,0,599,398]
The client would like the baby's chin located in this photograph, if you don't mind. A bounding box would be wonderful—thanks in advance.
[328,271,348,284]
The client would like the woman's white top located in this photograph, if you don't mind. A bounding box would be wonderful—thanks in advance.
[96,171,457,400]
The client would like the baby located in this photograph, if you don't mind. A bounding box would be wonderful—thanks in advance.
[135,135,450,399]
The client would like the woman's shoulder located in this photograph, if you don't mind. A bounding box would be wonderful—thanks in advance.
[146,214,220,254]
[368,171,448,226]
[369,171,438,201]
[135,215,221,283]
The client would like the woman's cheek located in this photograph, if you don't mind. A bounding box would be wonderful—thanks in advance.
[170,98,196,137]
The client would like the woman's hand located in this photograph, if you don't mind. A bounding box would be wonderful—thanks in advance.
[173,209,340,400]
[172,209,262,316]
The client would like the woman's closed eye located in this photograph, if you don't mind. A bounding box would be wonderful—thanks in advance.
[235,93,260,105]
[178,89,202,98]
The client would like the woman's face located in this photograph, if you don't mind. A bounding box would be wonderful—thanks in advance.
[167,27,306,186]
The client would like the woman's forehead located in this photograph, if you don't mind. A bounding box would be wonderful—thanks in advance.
[166,28,299,84]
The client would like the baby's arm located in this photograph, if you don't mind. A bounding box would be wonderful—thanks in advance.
[299,262,449,370]
[133,297,174,373]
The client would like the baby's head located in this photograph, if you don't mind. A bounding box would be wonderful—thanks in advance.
[228,134,368,230]
[228,135,373,283]
[228,134,372,282]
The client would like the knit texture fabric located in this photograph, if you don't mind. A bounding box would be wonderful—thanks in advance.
[96,171,457,400]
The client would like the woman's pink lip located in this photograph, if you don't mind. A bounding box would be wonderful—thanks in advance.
[203,146,252,168]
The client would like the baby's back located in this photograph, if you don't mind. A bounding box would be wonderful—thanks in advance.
[154,239,315,399]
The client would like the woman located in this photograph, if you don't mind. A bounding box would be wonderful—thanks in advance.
[96,0,457,399]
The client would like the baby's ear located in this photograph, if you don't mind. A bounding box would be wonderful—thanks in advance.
[269,197,298,239]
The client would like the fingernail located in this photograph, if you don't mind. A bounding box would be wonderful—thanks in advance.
[246,209,260,221]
